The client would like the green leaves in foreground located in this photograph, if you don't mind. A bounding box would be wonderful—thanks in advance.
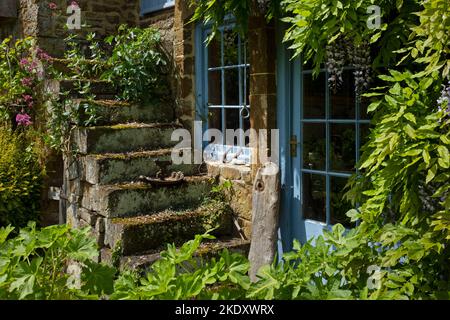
[0,223,116,300]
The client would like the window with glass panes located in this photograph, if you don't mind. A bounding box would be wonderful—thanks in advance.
[205,25,250,149]
[301,67,371,227]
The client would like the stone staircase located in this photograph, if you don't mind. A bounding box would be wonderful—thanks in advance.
[60,80,250,269]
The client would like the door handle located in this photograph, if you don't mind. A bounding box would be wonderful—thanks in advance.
[290,135,299,157]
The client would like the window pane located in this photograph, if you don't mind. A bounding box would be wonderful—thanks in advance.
[303,124,326,170]
[223,30,239,66]
[208,108,222,132]
[303,174,326,223]
[330,124,356,173]
[360,124,371,150]
[224,68,239,106]
[331,69,356,119]
[208,32,221,68]
[303,72,326,119]
[244,66,250,106]
[330,176,354,228]
[225,108,240,132]
[208,70,222,106]
[243,115,250,145]
[360,96,371,120]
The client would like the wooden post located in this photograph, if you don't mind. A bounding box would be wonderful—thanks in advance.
[248,162,280,282]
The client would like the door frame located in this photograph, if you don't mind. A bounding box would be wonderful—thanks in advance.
[276,23,304,254]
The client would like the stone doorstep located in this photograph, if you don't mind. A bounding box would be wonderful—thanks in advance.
[72,122,182,154]
[118,237,251,271]
[71,99,175,126]
[81,175,214,218]
[83,149,204,185]
[104,202,234,256]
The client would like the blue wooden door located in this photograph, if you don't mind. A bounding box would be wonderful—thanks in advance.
[277,28,370,253]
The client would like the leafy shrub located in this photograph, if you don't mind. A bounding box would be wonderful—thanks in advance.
[102,25,170,103]
[0,128,42,228]
[0,223,116,300]
[111,233,250,300]
[64,26,170,103]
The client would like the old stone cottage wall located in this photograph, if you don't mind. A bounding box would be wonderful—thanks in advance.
[0,0,19,40]
[140,7,174,53]
[18,0,140,56]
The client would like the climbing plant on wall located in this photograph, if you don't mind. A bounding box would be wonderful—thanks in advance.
[190,0,450,299]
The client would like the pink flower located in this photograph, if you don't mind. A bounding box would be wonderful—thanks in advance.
[26,61,38,73]
[23,94,33,104]
[16,113,33,126]
[21,77,33,87]
[70,1,79,8]
[48,2,57,10]
[36,48,52,62]
[19,58,29,68]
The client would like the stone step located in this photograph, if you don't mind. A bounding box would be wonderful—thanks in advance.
[71,99,175,126]
[83,149,206,185]
[59,79,117,98]
[112,237,251,271]
[103,201,235,256]
[72,122,182,154]
[81,176,213,218]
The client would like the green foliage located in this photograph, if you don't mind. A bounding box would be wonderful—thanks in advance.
[189,0,251,42]
[102,25,170,103]
[0,128,42,228]
[401,0,450,78]
[110,233,250,300]
[281,0,419,74]
[188,0,450,300]
[0,223,116,300]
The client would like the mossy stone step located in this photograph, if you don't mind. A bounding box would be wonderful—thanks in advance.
[104,201,235,256]
[81,176,214,218]
[83,149,205,185]
[113,237,250,271]
[59,79,117,98]
[71,99,175,126]
[72,122,181,154]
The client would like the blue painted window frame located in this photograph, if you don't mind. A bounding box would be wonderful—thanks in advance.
[140,0,174,16]
[195,19,251,163]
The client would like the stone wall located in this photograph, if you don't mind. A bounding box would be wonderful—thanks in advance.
[207,162,254,239]
[0,0,19,40]
[140,7,174,53]
[18,0,140,56]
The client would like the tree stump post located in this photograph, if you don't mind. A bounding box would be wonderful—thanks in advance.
[248,162,280,282]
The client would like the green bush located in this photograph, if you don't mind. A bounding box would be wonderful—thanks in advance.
[0,223,116,300]
[102,25,171,103]
[0,128,42,228]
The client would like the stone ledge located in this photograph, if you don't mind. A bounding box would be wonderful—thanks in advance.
[206,161,252,184]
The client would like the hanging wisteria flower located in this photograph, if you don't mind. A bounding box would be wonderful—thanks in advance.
[70,1,79,8]
[437,80,450,115]
[48,2,58,10]
[16,113,32,126]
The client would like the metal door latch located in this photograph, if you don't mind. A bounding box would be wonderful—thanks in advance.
[290,135,298,157]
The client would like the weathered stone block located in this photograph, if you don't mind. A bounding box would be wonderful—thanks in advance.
[0,0,18,18]
[79,207,97,226]
[72,123,181,154]
[104,201,233,255]
[83,150,200,185]
[82,176,213,218]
